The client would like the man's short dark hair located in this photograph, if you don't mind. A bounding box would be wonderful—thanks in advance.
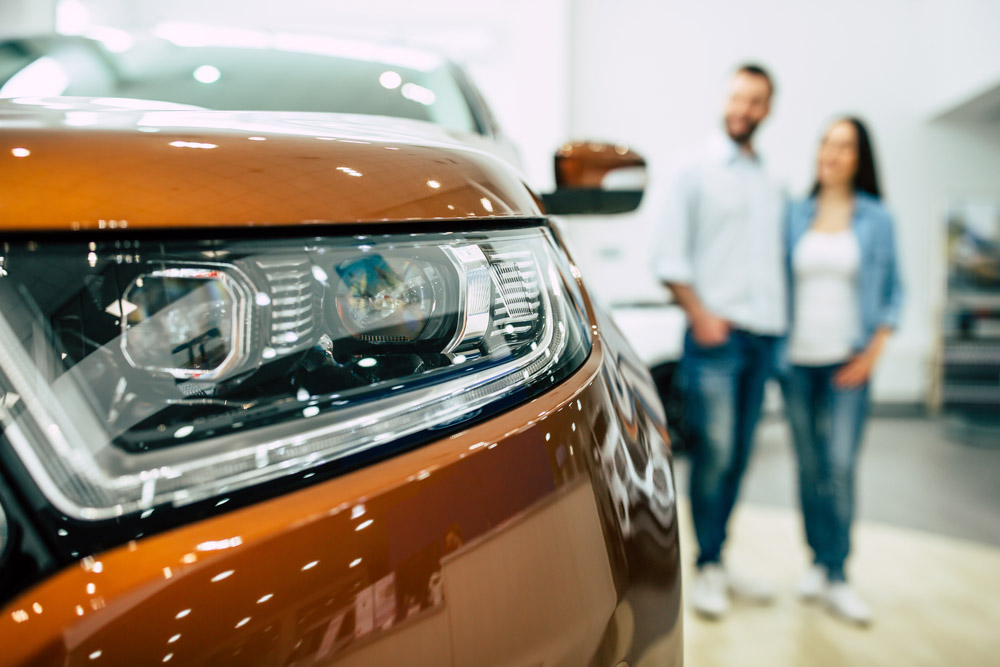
[735,63,775,98]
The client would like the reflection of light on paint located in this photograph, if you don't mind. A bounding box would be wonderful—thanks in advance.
[358,357,377,368]
[247,136,266,141]
[379,71,402,89]
[169,141,217,150]
[427,180,441,189]
[481,198,494,213]
[65,112,99,127]
[168,634,181,644]
[193,65,221,83]
[235,617,251,629]
[86,583,96,595]
[175,609,191,619]
[302,406,320,418]
[257,594,274,604]
[210,570,235,582]
[311,266,328,282]
[88,650,102,661]
[350,558,362,568]
[301,560,319,571]
[195,535,243,551]
[11,147,31,158]
[174,425,194,439]
[355,519,374,531]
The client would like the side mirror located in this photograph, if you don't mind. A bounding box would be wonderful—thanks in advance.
[541,141,647,215]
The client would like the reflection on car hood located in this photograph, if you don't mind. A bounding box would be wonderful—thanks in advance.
[0,98,541,231]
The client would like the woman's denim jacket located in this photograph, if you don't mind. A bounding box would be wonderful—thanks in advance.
[784,191,903,358]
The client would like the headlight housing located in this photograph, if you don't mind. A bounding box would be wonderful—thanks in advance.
[0,226,589,521]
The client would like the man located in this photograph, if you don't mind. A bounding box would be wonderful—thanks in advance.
[653,64,785,618]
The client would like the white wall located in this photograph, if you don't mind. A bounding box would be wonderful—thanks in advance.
[919,0,1000,117]
[0,0,55,37]
[566,0,1000,403]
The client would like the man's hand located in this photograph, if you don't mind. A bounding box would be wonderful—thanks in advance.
[664,282,731,348]
[691,311,731,348]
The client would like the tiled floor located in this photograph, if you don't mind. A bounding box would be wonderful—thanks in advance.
[676,502,1000,667]
[669,416,1000,667]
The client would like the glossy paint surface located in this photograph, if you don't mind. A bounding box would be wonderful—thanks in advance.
[0,108,680,665]
[0,100,541,231]
[0,317,680,666]
[554,140,646,189]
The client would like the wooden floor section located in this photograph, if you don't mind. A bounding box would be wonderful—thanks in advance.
[677,501,1000,667]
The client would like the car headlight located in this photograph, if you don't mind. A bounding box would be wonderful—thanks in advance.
[0,226,589,520]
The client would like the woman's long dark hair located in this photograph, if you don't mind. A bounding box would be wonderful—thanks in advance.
[811,116,881,199]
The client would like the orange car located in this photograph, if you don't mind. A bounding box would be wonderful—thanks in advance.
[0,70,680,667]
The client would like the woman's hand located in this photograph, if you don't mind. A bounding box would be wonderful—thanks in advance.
[833,327,891,389]
[833,352,875,388]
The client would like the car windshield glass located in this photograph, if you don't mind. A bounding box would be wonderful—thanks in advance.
[0,38,479,134]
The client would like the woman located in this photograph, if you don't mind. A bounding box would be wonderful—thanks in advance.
[782,117,902,625]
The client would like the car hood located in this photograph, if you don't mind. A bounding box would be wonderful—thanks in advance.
[0,98,542,231]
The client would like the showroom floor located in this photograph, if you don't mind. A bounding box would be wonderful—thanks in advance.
[671,415,1000,667]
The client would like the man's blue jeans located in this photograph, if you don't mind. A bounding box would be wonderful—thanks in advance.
[781,364,870,582]
[683,329,777,567]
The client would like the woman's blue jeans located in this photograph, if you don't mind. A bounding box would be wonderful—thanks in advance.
[781,363,870,582]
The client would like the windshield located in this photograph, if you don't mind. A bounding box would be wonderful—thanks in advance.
[0,37,479,134]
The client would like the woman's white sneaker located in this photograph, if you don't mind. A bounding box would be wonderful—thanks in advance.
[825,583,874,626]
[798,564,827,601]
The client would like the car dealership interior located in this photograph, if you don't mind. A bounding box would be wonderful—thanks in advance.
[1,1,999,665]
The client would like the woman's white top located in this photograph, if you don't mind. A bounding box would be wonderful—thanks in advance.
[789,228,861,366]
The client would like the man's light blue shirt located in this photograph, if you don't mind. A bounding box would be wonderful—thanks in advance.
[653,133,787,335]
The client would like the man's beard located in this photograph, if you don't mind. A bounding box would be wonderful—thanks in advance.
[725,117,759,145]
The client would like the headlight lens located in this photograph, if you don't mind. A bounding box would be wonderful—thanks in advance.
[122,267,251,379]
[0,227,589,520]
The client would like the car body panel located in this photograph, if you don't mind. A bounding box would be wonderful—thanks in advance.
[0,96,681,664]
[0,101,540,230]
[0,316,681,665]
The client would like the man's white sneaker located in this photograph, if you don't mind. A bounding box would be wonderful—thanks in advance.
[726,569,776,604]
[690,564,729,619]
[826,583,874,626]
[798,564,827,601]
